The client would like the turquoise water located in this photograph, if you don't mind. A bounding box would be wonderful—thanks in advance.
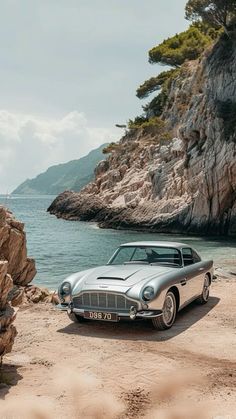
[1,195,236,289]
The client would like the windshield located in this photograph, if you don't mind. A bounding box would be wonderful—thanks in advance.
[109,246,182,267]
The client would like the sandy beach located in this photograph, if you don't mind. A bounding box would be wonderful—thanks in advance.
[0,277,235,418]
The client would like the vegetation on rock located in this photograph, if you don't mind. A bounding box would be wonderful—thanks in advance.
[185,0,236,34]
[136,69,177,99]
[135,22,219,126]
[128,116,166,131]
[148,24,214,67]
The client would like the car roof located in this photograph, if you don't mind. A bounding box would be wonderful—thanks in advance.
[120,241,189,249]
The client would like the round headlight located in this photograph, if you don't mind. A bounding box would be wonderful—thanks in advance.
[60,282,71,296]
[142,286,154,301]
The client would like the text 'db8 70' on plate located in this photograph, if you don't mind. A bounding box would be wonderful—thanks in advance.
[84,311,118,322]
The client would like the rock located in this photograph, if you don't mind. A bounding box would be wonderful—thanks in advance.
[48,37,236,237]
[24,285,50,303]
[50,292,60,305]
[24,285,59,305]
[0,207,36,360]
[8,286,25,307]
[0,262,13,310]
[0,325,17,357]
[0,304,17,331]
[94,160,109,177]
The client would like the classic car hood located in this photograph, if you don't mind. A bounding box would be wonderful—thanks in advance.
[83,265,174,288]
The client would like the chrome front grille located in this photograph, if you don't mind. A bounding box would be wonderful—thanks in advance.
[73,292,138,313]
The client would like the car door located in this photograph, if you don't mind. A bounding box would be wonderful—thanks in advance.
[182,248,203,304]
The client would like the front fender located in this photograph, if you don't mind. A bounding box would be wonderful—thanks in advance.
[127,268,185,311]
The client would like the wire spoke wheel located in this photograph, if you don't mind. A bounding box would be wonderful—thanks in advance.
[196,274,211,305]
[202,275,210,301]
[152,291,177,330]
[163,294,175,325]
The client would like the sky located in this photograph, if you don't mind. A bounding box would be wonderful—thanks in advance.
[0,0,188,193]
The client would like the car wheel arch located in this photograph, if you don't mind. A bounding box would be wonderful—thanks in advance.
[205,272,212,285]
[167,286,180,312]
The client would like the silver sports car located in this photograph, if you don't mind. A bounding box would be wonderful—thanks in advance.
[57,241,214,330]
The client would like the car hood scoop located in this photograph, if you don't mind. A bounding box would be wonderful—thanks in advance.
[96,268,140,281]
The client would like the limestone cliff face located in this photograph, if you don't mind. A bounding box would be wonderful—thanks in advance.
[48,37,236,236]
[0,206,36,359]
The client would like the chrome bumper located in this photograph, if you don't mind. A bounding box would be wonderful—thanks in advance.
[56,304,162,319]
[57,303,69,311]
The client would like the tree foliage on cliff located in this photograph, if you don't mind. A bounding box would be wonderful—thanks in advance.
[136,69,177,99]
[139,69,180,117]
[142,92,168,118]
[128,116,166,131]
[185,0,236,33]
[130,13,221,134]
[148,25,214,67]
[134,22,219,120]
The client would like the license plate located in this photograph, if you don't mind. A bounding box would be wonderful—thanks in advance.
[84,311,118,322]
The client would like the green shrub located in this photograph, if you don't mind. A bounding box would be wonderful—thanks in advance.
[128,116,166,131]
[149,25,214,67]
[136,69,177,99]
[142,91,168,117]
[127,116,148,129]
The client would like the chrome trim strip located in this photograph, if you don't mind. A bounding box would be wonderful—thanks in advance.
[73,308,129,317]
[56,304,69,311]
[136,310,162,319]
[72,308,162,319]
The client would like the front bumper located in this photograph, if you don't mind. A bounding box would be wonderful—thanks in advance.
[56,303,162,319]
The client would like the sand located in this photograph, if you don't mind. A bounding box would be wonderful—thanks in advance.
[0,278,235,419]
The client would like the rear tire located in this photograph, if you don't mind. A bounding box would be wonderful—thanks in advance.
[67,312,88,323]
[152,291,176,330]
[196,274,211,305]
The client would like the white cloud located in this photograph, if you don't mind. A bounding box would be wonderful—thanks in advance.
[0,1,188,193]
[0,110,117,193]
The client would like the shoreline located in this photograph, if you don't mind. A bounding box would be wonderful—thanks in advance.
[50,213,236,241]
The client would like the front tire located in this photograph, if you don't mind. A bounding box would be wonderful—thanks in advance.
[196,274,211,305]
[152,291,177,330]
[67,312,88,323]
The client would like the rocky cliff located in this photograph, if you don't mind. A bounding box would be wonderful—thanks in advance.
[48,36,236,237]
[0,206,36,359]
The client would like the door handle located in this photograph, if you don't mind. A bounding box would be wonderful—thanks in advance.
[180,279,187,286]
[198,268,204,271]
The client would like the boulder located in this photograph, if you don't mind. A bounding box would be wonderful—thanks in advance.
[0,207,36,360]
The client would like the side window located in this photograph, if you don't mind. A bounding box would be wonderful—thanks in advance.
[192,250,201,263]
[182,248,194,266]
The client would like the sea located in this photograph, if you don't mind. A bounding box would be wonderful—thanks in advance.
[0,195,235,290]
